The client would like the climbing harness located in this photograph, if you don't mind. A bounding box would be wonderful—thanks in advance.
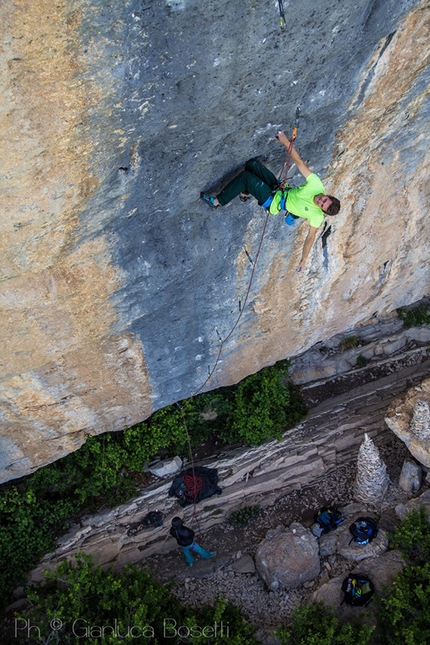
[278,0,286,30]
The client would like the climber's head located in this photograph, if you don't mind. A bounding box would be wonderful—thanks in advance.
[314,194,341,215]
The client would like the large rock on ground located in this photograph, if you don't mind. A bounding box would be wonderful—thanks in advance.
[385,378,430,468]
[255,523,320,590]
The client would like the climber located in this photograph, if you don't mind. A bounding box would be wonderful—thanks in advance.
[169,517,216,568]
[200,131,340,273]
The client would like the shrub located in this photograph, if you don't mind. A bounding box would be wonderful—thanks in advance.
[0,486,73,612]
[277,601,373,645]
[356,354,368,368]
[397,303,430,328]
[341,335,360,350]
[10,553,258,645]
[388,507,430,564]
[377,562,430,645]
[229,506,260,527]
[220,360,301,445]
[376,507,430,644]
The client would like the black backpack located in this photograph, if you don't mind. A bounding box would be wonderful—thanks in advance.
[341,573,374,606]
[349,517,378,545]
[314,507,343,535]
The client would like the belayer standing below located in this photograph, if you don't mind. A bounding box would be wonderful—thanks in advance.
[170,516,216,567]
[201,131,340,273]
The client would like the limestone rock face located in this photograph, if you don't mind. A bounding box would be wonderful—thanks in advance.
[1,0,429,481]
[385,378,430,467]
[354,433,389,503]
[255,523,320,590]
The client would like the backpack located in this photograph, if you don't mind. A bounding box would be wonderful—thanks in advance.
[314,507,343,535]
[349,517,378,545]
[341,573,374,607]
[127,510,164,536]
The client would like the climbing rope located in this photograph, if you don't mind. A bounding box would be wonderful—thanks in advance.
[278,106,300,188]
[175,111,301,531]
[192,108,300,397]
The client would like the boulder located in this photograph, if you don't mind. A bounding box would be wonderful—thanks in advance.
[385,379,430,468]
[395,488,430,521]
[231,554,256,574]
[398,458,422,494]
[148,456,182,478]
[255,523,320,590]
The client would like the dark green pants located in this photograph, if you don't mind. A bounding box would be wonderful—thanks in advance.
[217,159,279,206]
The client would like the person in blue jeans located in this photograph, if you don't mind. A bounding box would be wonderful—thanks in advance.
[170,517,216,567]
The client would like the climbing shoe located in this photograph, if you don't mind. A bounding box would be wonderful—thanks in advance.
[200,192,218,208]
[209,551,217,558]
[239,193,250,203]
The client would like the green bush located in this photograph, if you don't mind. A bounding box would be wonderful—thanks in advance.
[375,507,430,644]
[340,335,360,350]
[229,506,260,527]
[0,487,73,612]
[277,602,373,645]
[10,553,258,645]
[397,304,430,328]
[377,563,430,645]
[356,354,368,368]
[219,360,303,445]
[388,507,430,563]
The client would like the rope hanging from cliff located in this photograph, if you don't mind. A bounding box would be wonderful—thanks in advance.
[173,112,301,534]
[192,109,301,398]
[277,106,300,188]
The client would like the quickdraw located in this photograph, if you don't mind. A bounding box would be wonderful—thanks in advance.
[278,0,286,30]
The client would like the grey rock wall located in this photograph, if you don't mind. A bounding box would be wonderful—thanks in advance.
[1,0,429,481]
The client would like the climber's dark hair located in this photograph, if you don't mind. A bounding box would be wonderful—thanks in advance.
[325,196,340,216]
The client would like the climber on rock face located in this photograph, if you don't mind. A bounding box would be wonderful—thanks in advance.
[200,131,340,273]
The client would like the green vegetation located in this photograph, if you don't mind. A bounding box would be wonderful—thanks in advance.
[277,602,373,645]
[0,359,306,611]
[397,303,430,328]
[10,553,259,645]
[340,335,360,350]
[377,508,430,644]
[356,354,368,368]
[229,505,260,527]
[388,506,430,563]
[377,562,430,645]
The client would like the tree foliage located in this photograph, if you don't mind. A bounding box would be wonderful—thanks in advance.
[11,553,258,645]
[388,506,430,563]
[277,602,373,645]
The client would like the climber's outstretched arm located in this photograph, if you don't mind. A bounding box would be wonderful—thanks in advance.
[297,226,318,273]
[275,131,312,179]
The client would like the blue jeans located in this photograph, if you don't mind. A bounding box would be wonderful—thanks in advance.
[181,542,212,566]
